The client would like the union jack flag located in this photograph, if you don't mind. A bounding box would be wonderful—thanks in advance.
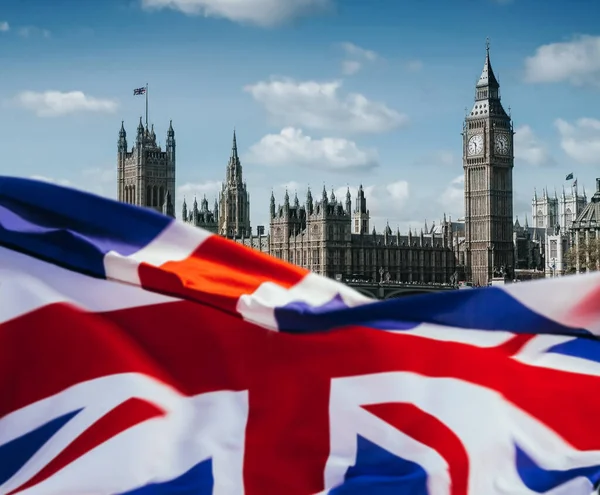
[133,87,146,95]
[1,176,600,495]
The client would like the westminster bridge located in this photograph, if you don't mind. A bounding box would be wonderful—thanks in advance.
[342,279,457,299]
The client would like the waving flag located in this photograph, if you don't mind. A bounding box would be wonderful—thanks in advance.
[2,177,600,495]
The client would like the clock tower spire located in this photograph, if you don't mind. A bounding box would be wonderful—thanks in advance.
[462,39,514,286]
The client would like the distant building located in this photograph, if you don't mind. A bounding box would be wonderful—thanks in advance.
[570,178,600,273]
[531,184,587,276]
[117,118,176,217]
[512,216,544,272]
[532,185,586,232]
[181,130,267,251]
[268,185,457,283]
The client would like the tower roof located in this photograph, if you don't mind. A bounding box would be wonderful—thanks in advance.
[476,38,500,90]
[231,129,238,160]
[467,38,508,119]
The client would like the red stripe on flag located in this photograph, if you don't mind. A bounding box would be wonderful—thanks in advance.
[9,398,166,495]
[365,402,469,495]
[138,235,308,315]
[3,300,600,494]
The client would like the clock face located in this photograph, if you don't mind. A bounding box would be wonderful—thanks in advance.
[467,134,484,156]
[494,133,510,155]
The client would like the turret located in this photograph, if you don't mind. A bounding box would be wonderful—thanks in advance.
[306,187,313,215]
[214,197,219,223]
[118,121,127,153]
[293,192,300,208]
[330,188,336,203]
[136,117,144,146]
[226,129,242,184]
[345,187,351,215]
[162,190,174,218]
[192,197,199,223]
[322,184,328,204]
[166,120,175,160]
[352,184,369,234]
[270,191,276,218]
[182,198,188,222]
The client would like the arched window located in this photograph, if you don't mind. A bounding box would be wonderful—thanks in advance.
[536,210,544,228]
[566,208,573,226]
[146,186,152,207]
[153,185,158,207]
[159,186,165,208]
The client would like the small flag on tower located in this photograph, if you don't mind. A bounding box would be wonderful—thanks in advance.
[573,179,578,187]
[565,172,574,180]
[133,87,146,96]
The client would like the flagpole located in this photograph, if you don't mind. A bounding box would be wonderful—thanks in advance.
[145,83,149,128]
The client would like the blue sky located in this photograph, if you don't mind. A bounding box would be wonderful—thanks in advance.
[1,0,599,232]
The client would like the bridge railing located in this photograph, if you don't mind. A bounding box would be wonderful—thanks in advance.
[344,279,456,290]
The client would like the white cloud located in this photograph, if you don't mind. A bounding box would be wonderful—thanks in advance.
[244,78,408,134]
[406,60,423,72]
[246,127,378,171]
[332,182,410,225]
[439,175,464,217]
[18,26,51,38]
[524,35,600,87]
[339,42,377,61]
[338,42,378,76]
[29,175,74,187]
[13,91,119,117]
[140,0,331,27]
[514,125,552,166]
[0,21,9,32]
[341,60,361,76]
[276,181,302,194]
[555,118,600,165]
[81,167,116,198]
[178,180,221,201]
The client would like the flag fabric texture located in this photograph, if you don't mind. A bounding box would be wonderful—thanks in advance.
[566,172,574,180]
[2,177,600,495]
[133,87,146,96]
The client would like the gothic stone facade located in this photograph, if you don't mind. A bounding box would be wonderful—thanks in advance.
[571,179,600,274]
[531,185,587,277]
[185,134,457,283]
[463,43,514,286]
[181,131,253,241]
[117,118,175,217]
[268,186,457,283]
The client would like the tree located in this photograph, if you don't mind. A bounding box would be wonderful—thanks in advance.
[565,237,600,273]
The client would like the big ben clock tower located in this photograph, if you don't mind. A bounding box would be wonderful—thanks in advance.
[463,40,514,286]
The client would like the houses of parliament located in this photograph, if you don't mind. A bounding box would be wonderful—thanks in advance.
[117,43,519,286]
